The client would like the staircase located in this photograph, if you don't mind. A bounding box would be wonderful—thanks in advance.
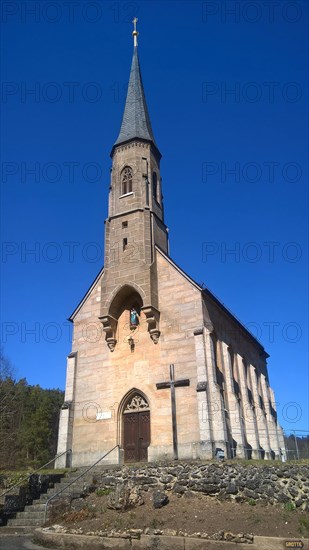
[2,445,120,532]
[5,469,90,530]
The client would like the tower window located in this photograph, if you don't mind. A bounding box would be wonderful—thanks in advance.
[152,171,158,201]
[121,166,133,195]
[122,221,128,228]
[123,238,128,251]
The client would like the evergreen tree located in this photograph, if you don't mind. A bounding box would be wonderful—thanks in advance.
[0,348,64,469]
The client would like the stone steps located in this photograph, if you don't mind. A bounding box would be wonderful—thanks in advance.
[7,517,43,527]
[15,510,45,520]
[5,467,93,529]
[32,491,82,504]
[28,503,46,511]
[0,525,38,534]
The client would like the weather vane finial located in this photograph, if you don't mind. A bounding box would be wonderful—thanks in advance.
[132,17,139,47]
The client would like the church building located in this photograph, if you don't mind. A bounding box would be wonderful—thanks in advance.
[56,23,284,467]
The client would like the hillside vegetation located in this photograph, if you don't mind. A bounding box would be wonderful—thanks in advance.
[0,348,63,469]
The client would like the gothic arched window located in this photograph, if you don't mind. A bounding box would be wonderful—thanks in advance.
[121,166,133,195]
[152,171,158,201]
[210,333,224,388]
[228,347,240,396]
[243,358,253,405]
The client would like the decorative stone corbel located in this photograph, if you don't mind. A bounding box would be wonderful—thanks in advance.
[99,314,118,352]
[141,305,160,344]
[196,381,207,392]
[204,320,214,333]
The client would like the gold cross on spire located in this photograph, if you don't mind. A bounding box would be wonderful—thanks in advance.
[132,17,139,47]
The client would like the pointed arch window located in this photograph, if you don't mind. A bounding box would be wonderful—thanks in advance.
[210,333,224,388]
[243,358,253,405]
[228,347,240,397]
[121,166,133,195]
[255,369,265,411]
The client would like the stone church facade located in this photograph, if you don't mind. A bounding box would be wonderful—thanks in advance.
[56,28,284,467]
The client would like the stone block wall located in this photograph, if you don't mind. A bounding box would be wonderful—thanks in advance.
[92,462,309,509]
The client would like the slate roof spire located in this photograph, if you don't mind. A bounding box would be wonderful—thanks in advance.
[112,19,160,157]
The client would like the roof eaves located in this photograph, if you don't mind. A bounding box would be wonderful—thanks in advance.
[155,246,268,356]
[68,266,104,322]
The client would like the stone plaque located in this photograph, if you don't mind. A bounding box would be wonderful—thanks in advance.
[96,411,112,421]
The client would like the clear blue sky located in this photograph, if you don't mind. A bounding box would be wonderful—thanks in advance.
[1,1,308,435]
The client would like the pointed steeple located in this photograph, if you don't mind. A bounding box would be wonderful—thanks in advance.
[112,20,160,158]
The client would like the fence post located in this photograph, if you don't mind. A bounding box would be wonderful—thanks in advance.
[293,431,300,460]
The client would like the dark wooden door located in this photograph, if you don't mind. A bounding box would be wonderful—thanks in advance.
[123,411,150,462]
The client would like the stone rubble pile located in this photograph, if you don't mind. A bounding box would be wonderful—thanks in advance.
[42,524,255,544]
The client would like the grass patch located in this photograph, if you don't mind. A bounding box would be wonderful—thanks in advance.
[0,468,73,474]
[96,487,112,497]
[284,502,296,512]
[248,499,257,506]
[298,517,309,536]
[150,518,164,530]
[126,459,309,468]
[223,458,309,467]
[0,468,72,490]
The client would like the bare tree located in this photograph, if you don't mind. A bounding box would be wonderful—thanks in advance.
[0,347,16,382]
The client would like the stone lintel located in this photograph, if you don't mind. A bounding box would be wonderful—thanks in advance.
[107,208,144,222]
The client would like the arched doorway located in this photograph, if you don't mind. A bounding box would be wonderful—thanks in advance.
[122,392,150,463]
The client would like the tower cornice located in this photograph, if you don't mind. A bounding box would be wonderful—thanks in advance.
[110,137,162,161]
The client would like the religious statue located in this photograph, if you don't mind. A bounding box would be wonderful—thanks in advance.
[130,307,139,329]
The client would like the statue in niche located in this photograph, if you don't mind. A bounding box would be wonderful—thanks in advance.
[130,307,139,330]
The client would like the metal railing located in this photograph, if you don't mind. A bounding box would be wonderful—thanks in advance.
[0,448,72,500]
[214,428,309,462]
[44,444,120,522]
[284,430,309,461]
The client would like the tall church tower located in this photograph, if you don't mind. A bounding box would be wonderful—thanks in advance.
[100,22,168,351]
[56,21,285,467]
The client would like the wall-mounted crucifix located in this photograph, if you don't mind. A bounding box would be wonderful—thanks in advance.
[156,364,190,460]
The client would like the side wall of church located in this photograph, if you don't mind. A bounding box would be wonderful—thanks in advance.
[202,296,281,459]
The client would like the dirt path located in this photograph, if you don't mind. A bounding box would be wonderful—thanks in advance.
[0,534,55,550]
